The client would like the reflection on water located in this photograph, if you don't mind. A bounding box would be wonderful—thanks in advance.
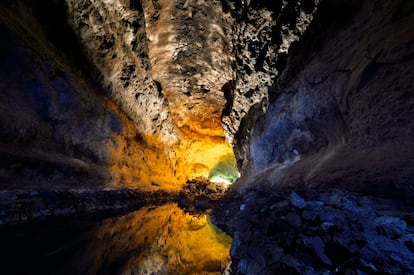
[0,203,231,274]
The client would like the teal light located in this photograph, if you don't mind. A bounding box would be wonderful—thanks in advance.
[208,154,240,184]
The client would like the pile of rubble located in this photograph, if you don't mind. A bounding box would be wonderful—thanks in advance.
[178,178,229,214]
[213,188,414,274]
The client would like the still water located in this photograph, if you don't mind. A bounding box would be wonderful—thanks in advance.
[0,203,231,274]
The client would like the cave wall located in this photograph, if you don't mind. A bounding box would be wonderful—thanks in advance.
[64,0,320,177]
[6,0,398,193]
[64,0,236,182]
[63,0,320,143]
[0,0,321,189]
[0,1,181,191]
[241,0,414,196]
[220,0,319,170]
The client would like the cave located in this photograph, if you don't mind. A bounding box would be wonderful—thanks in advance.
[0,0,413,274]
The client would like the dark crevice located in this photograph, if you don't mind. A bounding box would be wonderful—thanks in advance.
[255,42,269,72]
[27,0,95,76]
[405,241,414,253]
[154,80,163,97]
[129,0,142,12]
[221,81,235,117]
[233,100,267,170]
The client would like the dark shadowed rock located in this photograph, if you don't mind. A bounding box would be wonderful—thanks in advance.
[302,236,331,266]
[290,192,307,209]
[242,0,414,198]
[212,188,414,274]
[286,212,302,229]
[375,216,407,238]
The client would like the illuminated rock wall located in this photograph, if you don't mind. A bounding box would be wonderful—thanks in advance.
[69,204,232,274]
[0,1,179,190]
[64,0,237,183]
[0,0,319,190]
[64,0,319,179]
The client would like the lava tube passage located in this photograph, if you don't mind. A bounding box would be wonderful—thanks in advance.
[208,153,240,184]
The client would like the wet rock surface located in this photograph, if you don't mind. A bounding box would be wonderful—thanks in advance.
[0,179,231,227]
[212,188,414,274]
[0,189,178,227]
[178,178,228,214]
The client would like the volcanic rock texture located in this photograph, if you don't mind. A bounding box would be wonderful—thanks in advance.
[240,0,414,196]
[64,0,319,142]
[64,0,319,180]
[213,0,414,273]
[213,188,414,274]
[0,1,179,190]
[1,0,414,273]
[0,0,319,191]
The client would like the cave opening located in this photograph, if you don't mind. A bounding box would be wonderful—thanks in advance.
[208,153,240,184]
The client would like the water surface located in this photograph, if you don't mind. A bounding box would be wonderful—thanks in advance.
[0,203,231,274]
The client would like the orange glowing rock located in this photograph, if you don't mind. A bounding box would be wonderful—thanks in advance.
[74,204,232,274]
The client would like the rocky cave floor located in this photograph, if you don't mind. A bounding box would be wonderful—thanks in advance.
[212,186,414,274]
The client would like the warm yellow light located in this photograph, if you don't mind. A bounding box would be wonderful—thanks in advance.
[83,203,232,274]
[208,153,240,184]
[209,175,234,185]
[174,137,238,182]
[104,97,240,190]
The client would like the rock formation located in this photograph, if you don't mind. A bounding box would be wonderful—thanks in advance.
[232,0,414,197]
[0,0,413,273]
[63,0,319,182]
[0,0,320,190]
[0,0,182,191]
[213,188,414,274]
[212,0,414,273]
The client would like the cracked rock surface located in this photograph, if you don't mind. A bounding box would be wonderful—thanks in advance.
[241,0,414,195]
